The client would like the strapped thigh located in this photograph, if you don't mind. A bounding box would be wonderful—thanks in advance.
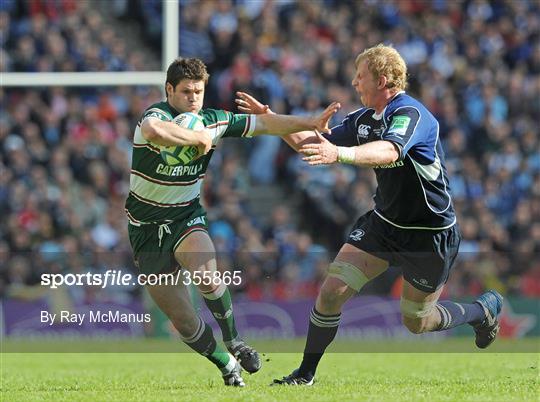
[327,261,369,292]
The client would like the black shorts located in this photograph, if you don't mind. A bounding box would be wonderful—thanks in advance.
[346,211,461,293]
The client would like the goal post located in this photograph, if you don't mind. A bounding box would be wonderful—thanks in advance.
[0,0,178,89]
[0,72,165,87]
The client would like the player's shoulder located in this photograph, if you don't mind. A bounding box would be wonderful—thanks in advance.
[142,101,175,121]
[338,107,375,128]
[385,92,420,112]
[384,92,432,120]
[346,107,373,120]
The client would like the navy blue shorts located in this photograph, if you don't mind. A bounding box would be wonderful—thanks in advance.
[345,211,461,293]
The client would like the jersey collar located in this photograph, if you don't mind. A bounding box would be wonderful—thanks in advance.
[373,91,406,120]
[166,100,182,116]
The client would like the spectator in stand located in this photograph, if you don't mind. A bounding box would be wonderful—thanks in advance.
[2,0,539,300]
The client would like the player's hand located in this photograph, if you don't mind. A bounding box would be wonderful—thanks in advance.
[300,135,338,165]
[235,91,273,114]
[196,129,213,156]
[313,102,341,134]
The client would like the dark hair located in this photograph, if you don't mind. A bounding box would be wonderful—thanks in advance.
[165,58,210,94]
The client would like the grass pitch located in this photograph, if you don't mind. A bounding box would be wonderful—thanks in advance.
[2,339,539,402]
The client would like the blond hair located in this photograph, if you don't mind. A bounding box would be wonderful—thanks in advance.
[355,44,408,91]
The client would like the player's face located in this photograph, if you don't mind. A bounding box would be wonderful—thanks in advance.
[351,61,379,108]
[167,79,205,113]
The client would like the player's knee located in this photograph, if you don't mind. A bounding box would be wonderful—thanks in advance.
[183,265,219,293]
[400,298,436,334]
[318,283,348,310]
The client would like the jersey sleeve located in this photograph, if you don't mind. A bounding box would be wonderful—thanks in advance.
[382,107,421,161]
[204,109,256,140]
[141,106,172,123]
[135,104,173,145]
[322,112,359,147]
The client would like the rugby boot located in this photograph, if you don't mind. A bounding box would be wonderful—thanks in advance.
[271,369,314,386]
[227,340,261,374]
[222,360,245,387]
[473,290,503,349]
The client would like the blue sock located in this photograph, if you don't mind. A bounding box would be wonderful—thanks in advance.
[435,301,486,331]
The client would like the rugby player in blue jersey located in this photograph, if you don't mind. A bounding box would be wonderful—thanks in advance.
[236,44,503,386]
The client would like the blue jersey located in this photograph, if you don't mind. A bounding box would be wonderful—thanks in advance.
[325,92,456,230]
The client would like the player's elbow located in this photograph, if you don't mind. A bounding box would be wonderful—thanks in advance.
[384,141,401,163]
[142,129,158,143]
[141,120,160,142]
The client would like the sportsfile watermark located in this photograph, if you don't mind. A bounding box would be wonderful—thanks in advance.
[3,251,539,354]
[41,269,243,289]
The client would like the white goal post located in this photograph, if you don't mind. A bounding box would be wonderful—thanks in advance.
[0,0,178,88]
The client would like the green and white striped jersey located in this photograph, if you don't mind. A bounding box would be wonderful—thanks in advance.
[125,101,256,224]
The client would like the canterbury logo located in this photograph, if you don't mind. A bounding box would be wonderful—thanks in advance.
[357,124,370,138]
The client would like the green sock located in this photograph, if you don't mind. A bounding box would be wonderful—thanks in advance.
[182,317,231,371]
[202,285,239,343]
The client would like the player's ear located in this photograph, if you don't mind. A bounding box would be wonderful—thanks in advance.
[165,82,174,97]
[378,75,388,90]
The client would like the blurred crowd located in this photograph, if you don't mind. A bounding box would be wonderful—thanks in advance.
[0,0,154,72]
[1,0,539,302]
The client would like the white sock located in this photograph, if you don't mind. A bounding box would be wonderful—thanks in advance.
[220,353,237,375]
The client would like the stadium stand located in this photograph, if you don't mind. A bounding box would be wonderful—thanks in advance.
[1,0,539,303]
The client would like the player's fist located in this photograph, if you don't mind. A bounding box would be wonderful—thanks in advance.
[196,129,213,156]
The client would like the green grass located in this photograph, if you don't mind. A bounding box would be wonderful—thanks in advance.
[2,340,539,402]
[3,337,539,353]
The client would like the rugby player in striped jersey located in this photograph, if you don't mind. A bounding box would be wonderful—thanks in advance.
[125,58,339,386]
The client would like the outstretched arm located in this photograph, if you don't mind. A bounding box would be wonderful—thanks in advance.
[252,102,340,137]
[235,92,399,166]
[235,92,328,151]
[300,135,400,167]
